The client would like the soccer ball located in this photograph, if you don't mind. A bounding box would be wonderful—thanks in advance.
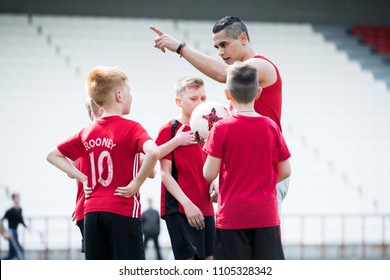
[190,101,230,139]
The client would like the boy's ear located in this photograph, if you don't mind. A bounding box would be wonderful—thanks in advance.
[97,107,104,117]
[224,89,231,100]
[175,97,182,107]
[255,87,262,100]
[115,90,122,102]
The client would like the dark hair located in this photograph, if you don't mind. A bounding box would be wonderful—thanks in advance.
[227,63,258,104]
[212,16,250,42]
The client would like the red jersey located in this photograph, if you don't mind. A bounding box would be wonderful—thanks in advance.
[228,55,283,131]
[155,120,214,219]
[58,116,152,218]
[74,157,87,223]
[203,114,290,230]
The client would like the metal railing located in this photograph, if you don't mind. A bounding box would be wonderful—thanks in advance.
[1,213,389,260]
[281,213,390,259]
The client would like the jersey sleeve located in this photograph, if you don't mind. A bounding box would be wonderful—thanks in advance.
[131,122,153,154]
[57,130,85,162]
[155,121,173,161]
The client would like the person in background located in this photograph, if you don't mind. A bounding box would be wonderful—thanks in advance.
[142,198,163,260]
[0,193,27,260]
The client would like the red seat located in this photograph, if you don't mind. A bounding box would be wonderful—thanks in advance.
[352,25,390,55]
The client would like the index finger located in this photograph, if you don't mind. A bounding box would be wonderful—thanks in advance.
[150,25,164,36]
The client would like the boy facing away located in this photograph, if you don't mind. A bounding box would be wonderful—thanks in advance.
[46,66,159,260]
[155,76,216,260]
[72,97,103,254]
[203,63,291,260]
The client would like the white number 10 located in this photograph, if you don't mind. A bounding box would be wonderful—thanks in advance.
[89,151,113,188]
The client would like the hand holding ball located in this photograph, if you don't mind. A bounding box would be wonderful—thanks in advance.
[190,101,230,140]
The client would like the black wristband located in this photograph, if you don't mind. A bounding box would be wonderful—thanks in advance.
[176,42,186,54]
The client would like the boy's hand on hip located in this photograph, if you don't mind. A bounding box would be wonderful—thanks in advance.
[115,182,140,198]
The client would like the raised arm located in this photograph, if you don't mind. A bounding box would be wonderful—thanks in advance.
[151,25,228,83]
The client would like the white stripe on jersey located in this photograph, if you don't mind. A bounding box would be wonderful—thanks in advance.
[133,193,140,218]
[132,153,141,218]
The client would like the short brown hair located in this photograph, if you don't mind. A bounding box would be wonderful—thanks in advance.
[227,62,258,104]
[174,76,204,96]
[85,66,128,106]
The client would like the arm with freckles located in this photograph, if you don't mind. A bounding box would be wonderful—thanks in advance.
[139,153,156,179]
[46,147,87,184]
[115,140,159,198]
[46,147,92,198]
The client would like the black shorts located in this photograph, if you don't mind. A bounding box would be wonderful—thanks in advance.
[84,212,145,260]
[165,213,215,260]
[76,219,84,253]
[214,226,285,260]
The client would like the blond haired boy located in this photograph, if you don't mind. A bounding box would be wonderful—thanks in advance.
[47,66,159,259]
[155,76,216,260]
